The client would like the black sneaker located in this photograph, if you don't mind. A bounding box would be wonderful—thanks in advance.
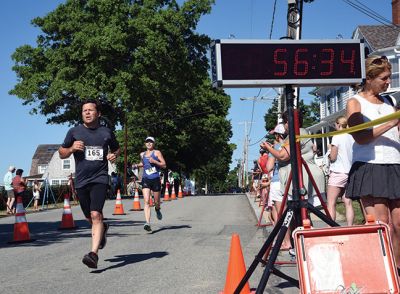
[99,222,109,250]
[155,207,162,220]
[144,223,152,232]
[82,252,98,269]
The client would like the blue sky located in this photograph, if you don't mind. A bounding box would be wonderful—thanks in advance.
[0,0,393,182]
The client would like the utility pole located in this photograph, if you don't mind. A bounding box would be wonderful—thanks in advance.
[239,121,254,190]
[280,0,303,113]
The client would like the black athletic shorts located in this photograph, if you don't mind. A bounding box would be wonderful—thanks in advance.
[142,177,161,192]
[76,183,108,219]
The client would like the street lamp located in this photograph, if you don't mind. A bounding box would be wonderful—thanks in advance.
[239,95,278,103]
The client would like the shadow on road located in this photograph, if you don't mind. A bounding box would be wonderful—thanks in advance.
[151,225,191,234]
[91,251,169,273]
[0,219,145,248]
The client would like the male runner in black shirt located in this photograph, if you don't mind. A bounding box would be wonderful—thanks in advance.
[59,99,120,269]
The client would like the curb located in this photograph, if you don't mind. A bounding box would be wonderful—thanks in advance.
[244,192,346,227]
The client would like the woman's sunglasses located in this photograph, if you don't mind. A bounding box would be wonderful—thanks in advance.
[371,56,388,65]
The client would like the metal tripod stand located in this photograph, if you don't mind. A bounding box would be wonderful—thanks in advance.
[40,175,57,210]
[234,85,340,294]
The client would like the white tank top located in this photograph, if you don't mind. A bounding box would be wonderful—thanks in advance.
[352,94,400,164]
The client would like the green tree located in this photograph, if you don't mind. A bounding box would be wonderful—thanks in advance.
[192,143,235,193]
[263,98,320,131]
[264,98,279,132]
[10,0,233,177]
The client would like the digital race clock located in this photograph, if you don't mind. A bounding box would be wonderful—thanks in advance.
[211,39,366,88]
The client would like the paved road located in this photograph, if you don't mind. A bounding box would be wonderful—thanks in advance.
[0,194,301,294]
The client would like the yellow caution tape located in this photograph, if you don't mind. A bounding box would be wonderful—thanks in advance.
[297,111,400,140]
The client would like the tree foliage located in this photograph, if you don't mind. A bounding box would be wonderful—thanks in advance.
[10,0,233,177]
[264,98,279,132]
[264,97,320,131]
[192,143,236,193]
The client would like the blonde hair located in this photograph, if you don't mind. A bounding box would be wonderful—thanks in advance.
[335,116,347,129]
[354,55,392,90]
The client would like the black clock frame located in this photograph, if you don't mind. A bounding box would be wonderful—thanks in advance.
[211,39,366,87]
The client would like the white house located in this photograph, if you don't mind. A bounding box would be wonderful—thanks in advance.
[308,19,400,154]
[28,144,116,186]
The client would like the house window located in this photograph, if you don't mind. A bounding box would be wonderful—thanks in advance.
[60,180,69,185]
[62,159,71,170]
[331,91,336,113]
[327,93,334,115]
[390,57,399,88]
[51,179,60,186]
[38,165,48,174]
[337,87,346,111]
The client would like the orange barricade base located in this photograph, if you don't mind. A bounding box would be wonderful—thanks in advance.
[293,221,400,293]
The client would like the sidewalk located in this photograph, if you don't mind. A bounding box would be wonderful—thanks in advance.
[244,192,347,292]
[245,192,346,227]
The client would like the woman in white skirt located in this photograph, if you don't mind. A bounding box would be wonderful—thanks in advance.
[346,55,400,271]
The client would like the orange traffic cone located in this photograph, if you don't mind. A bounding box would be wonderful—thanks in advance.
[149,192,154,207]
[178,185,183,198]
[163,186,170,201]
[58,193,77,230]
[9,196,35,243]
[112,189,126,215]
[170,186,177,200]
[220,234,253,294]
[130,188,143,211]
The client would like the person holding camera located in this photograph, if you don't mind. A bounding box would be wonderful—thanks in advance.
[263,123,291,249]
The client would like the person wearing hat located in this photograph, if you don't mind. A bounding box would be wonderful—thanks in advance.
[263,123,292,249]
[132,136,166,232]
[3,165,16,214]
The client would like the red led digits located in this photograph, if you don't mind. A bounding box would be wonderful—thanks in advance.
[320,48,334,76]
[294,48,309,76]
[215,41,364,86]
[340,49,356,75]
[274,48,287,77]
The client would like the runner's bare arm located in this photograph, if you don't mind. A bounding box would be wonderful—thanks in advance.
[59,141,85,159]
[132,152,145,169]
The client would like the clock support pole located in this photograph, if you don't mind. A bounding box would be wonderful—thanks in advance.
[234,85,340,294]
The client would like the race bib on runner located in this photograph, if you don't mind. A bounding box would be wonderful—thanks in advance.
[145,166,157,175]
[85,146,104,161]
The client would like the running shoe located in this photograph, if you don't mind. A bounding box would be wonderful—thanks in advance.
[99,222,109,250]
[155,207,162,220]
[289,248,296,257]
[144,223,152,232]
[82,252,98,269]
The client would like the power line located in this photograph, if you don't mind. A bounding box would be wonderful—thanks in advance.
[269,0,278,39]
[250,0,254,37]
[247,88,262,138]
[249,134,266,146]
[342,0,400,28]
[353,0,393,24]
